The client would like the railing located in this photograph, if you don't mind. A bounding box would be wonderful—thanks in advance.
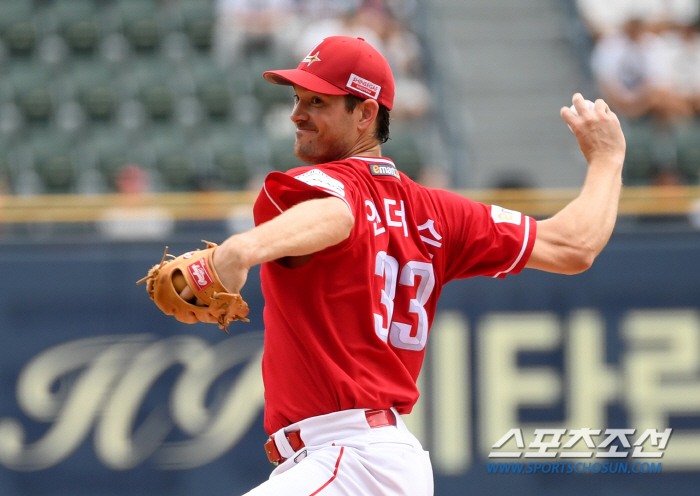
[1,187,698,223]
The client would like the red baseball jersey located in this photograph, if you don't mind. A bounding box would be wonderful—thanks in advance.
[253,156,537,434]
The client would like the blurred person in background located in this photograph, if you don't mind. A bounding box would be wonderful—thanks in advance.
[577,0,699,38]
[116,163,150,196]
[214,0,298,66]
[657,21,700,118]
[293,3,385,61]
[591,18,668,121]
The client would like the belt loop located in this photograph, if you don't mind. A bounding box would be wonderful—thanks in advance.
[274,430,296,459]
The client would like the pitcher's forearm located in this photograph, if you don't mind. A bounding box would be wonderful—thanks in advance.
[217,196,355,270]
[563,159,623,256]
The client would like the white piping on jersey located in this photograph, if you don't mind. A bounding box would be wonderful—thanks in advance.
[264,183,284,213]
[493,216,530,278]
[319,188,353,212]
[349,156,395,165]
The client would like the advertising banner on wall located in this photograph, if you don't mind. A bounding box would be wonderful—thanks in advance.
[0,233,699,495]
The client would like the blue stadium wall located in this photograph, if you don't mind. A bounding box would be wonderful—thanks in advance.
[0,230,699,496]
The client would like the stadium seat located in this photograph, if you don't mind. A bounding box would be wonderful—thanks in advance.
[87,128,134,190]
[8,62,54,123]
[111,0,161,53]
[146,129,199,191]
[27,130,77,193]
[65,20,100,55]
[622,120,656,185]
[0,1,33,35]
[382,126,424,180]
[268,136,304,172]
[188,56,247,121]
[3,21,37,57]
[69,62,117,121]
[141,85,175,122]
[197,81,232,120]
[207,128,250,189]
[52,0,99,55]
[120,58,177,98]
[250,55,295,111]
[179,0,215,52]
[0,138,11,192]
[674,122,700,184]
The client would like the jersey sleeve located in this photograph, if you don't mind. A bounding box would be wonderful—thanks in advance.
[253,165,362,226]
[436,190,537,281]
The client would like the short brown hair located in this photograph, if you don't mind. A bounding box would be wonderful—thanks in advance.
[344,94,391,144]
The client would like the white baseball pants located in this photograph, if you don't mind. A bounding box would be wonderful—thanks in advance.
[242,408,434,496]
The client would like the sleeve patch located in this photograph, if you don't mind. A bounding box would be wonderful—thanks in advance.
[491,205,522,225]
[294,169,346,198]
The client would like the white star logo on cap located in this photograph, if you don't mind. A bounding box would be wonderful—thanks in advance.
[303,52,321,65]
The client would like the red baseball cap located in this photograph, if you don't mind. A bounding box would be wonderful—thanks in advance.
[263,36,395,110]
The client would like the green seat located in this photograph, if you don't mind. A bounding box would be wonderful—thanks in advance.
[189,57,243,120]
[70,63,117,121]
[382,128,424,180]
[4,21,37,57]
[179,0,215,52]
[52,0,99,55]
[141,85,175,122]
[252,81,293,112]
[121,58,175,98]
[208,128,250,189]
[112,0,160,53]
[198,82,232,120]
[88,128,134,190]
[0,1,33,34]
[0,138,11,192]
[250,56,294,111]
[65,20,100,55]
[147,130,198,191]
[622,120,657,185]
[28,131,77,194]
[7,63,53,122]
[268,137,304,172]
[19,87,53,123]
[127,18,161,53]
[674,122,700,184]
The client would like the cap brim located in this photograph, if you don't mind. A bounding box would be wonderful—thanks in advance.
[263,69,349,96]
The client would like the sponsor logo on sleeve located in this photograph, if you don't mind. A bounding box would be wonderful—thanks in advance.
[370,163,400,180]
[187,258,213,291]
[346,73,381,100]
[294,169,346,198]
[491,205,522,225]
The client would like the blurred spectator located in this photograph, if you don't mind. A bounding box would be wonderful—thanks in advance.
[99,163,174,240]
[214,0,298,66]
[116,163,150,195]
[578,0,699,39]
[657,21,700,118]
[591,19,667,121]
[577,0,635,39]
[293,5,384,61]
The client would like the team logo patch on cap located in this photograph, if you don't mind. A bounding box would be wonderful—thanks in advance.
[370,163,400,180]
[303,52,321,65]
[187,258,213,292]
[347,73,381,100]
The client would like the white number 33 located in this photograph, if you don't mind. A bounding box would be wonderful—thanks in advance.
[373,251,435,351]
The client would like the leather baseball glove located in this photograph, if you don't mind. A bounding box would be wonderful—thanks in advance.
[137,241,249,333]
